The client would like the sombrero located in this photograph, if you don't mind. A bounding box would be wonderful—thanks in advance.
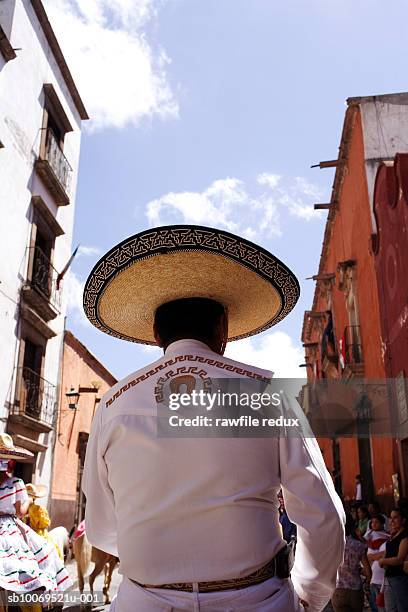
[0,434,34,461]
[26,483,47,499]
[83,225,300,344]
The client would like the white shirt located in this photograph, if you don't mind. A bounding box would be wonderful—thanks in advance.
[370,541,387,585]
[365,530,389,585]
[83,339,345,611]
[0,477,29,514]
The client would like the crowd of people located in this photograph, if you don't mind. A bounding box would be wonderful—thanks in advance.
[278,485,408,612]
[0,434,72,611]
[332,498,408,612]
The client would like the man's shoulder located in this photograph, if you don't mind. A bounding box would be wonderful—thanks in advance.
[100,355,166,409]
[99,347,273,414]
[210,353,273,380]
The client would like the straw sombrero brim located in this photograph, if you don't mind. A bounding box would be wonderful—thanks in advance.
[26,484,47,498]
[83,225,300,344]
[0,446,34,461]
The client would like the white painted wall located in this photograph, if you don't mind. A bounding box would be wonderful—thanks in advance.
[0,0,84,498]
[359,95,408,231]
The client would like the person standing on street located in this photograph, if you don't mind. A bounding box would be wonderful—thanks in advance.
[356,506,370,539]
[331,513,372,612]
[82,225,345,612]
[365,515,389,612]
[355,475,363,503]
[379,508,408,611]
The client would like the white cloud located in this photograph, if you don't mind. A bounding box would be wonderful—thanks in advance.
[225,331,305,378]
[294,176,323,200]
[77,245,102,257]
[257,173,324,221]
[43,0,178,130]
[145,173,323,240]
[145,177,271,237]
[257,173,281,189]
[146,177,281,239]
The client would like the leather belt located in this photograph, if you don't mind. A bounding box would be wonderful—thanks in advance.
[131,551,283,593]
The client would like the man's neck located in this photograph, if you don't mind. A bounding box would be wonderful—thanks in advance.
[163,338,220,354]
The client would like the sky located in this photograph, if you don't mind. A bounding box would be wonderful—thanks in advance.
[43,0,408,382]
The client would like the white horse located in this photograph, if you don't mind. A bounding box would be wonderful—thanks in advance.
[49,526,70,561]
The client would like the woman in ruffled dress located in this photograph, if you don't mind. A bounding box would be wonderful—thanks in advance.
[0,434,72,608]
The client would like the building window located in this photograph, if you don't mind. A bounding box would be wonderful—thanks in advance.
[35,84,73,205]
[22,201,62,321]
[16,330,45,415]
[345,275,363,365]
[337,261,364,370]
[321,310,337,359]
[40,83,73,150]
[18,326,45,416]
[12,321,56,429]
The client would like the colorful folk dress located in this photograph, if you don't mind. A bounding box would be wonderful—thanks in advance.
[0,477,72,592]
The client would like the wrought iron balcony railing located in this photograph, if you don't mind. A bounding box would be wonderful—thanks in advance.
[344,325,363,365]
[13,367,56,427]
[43,128,72,194]
[25,246,62,313]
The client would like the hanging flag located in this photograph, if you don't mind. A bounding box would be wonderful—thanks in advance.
[56,244,80,289]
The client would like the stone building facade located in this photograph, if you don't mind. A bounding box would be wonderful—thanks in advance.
[302,93,408,510]
[0,0,88,495]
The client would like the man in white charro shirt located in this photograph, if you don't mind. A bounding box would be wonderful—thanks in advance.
[82,225,345,611]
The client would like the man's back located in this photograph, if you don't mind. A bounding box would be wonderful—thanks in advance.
[83,338,345,609]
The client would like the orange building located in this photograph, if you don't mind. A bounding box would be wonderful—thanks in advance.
[50,331,116,529]
[372,154,408,497]
[302,93,408,511]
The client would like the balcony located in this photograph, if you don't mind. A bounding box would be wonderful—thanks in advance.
[21,246,61,321]
[342,325,364,379]
[10,367,56,433]
[34,128,71,205]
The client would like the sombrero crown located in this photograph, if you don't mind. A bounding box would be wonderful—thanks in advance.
[26,483,47,499]
[83,225,300,344]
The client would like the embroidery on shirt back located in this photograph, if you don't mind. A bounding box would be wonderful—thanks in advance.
[105,354,271,407]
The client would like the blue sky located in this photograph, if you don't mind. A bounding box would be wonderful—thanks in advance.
[45,0,408,381]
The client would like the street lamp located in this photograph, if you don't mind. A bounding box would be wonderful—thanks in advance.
[66,387,80,410]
